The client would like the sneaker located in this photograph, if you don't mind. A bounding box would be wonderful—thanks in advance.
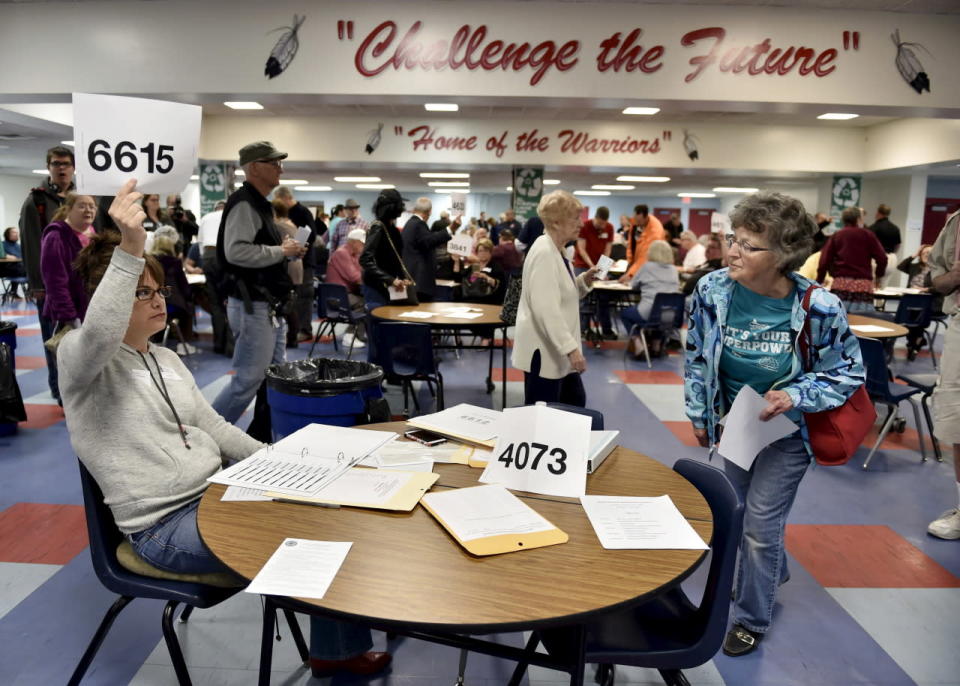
[175,343,197,356]
[341,333,366,349]
[927,508,960,540]
[722,624,763,657]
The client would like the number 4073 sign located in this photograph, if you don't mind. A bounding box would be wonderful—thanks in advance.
[73,93,201,195]
[479,404,590,498]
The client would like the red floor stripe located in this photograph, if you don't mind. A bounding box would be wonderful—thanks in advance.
[662,421,703,448]
[491,367,524,383]
[786,524,960,588]
[1,309,37,316]
[0,503,88,564]
[14,329,40,337]
[862,424,922,451]
[614,370,684,385]
[13,355,46,370]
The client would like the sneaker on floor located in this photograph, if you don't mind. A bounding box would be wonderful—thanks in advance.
[927,508,960,540]
[175,342,197,356]
[341,333,366,349]
[722,624,763,656]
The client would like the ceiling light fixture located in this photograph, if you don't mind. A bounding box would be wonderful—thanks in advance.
[817,112,859,120]
[189,174,199,181]
[622,107,660,116]
[224,101,264,110]
[278,179,309,185]
[574,190,611,196]
[591,184,636,191]
[427,181,470,187]
[61,140,74,146]
[424,103,459,112]
[419,172,470,179]
[712,186,760,193]
[432,189,469,194]
[234,170,245,177]
[543,179,561,185]
[334,176,381,183]
[616,175,671,183]
[677,192,717,198]
[356,183,395,189]
[32,169,48,174]
[296,186,333,191]
[506,186,513,191]
[234,182,243,188]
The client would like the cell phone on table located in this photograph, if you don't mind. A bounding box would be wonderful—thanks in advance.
[404,429,447,446]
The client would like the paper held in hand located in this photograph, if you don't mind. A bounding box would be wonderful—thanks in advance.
[716,385,798,472]
[447,233,474,258]
[72,93,201,195]
[595,254,614,280]
[479,404,590,498]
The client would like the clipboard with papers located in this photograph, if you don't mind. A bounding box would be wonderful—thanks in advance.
[267,468,439,512]
[420,484,568,556]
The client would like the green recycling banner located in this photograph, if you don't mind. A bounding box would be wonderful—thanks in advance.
[829,175,861,231]
[511,166,544,221]
[199,163,229,215]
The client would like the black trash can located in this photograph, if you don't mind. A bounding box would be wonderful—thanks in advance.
[265,358,385,441]
[0,321,20,437]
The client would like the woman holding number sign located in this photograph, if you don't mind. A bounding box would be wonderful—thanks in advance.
[513,190,598,406]
[684,192,865,656]
[56,180,391,679]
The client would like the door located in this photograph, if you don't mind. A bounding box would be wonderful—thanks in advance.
[688,209,713,236]
[653,207,681,229]
[923,198,960,245]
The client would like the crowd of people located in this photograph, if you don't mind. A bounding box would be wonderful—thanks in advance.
[3,139,956,675]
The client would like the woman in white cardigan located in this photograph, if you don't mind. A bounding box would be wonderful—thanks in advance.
[513,191,598,406]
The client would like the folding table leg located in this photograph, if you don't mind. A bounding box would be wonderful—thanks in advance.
[259,598,277,686]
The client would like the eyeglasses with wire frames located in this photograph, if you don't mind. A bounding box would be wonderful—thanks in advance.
[725,234,771,255]
[134,285,174,301]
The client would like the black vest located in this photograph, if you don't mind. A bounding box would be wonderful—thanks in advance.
[216,182,293,302]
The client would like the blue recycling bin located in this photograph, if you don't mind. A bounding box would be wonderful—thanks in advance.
[0,321,19,437]
[264,358,385,441]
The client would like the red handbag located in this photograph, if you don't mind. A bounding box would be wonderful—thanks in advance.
[797,286,876,466]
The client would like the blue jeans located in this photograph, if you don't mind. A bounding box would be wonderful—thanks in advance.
[129,498,373,661]
[36,297,60,400]
[723,432,810,634]
[212,298,286,423]
[361,284,387,363]
[620,306,646,333]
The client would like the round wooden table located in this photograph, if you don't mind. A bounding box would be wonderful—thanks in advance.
[847,314,908,339]
[371,303,508,403]
[198,422,712,634]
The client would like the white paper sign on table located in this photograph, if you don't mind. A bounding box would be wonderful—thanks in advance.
[595,254,614,279]
[245,539,351,599]
[580,495,709,550]
[479,404,590,498]
[447,233,474,258]
[716,385,798,472]
[72,93,201,195]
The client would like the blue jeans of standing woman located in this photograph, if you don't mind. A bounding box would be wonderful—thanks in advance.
[129,498,373,661]
[723,431,810,634]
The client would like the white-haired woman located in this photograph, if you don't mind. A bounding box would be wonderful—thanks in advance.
[512,190,597,406]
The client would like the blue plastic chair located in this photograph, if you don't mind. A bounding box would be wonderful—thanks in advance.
[506,459,743,686]
[894,293,937,368]
[624,292,686,369]
[895,372,943,462]
[69,462,307,685]
[309,282,366,359]
[371,322,444,415]
[545,402,605,430]
[859,336,927,469]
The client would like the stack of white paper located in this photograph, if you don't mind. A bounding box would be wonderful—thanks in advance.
[408,404,502,442]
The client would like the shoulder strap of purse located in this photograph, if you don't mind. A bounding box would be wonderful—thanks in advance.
[376,220,417,285]
[798,284,818,372]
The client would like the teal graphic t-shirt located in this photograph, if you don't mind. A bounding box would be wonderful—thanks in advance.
[719,282,795,410]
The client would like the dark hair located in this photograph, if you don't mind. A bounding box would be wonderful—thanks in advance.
[46,145,75,167]
[499,229,514,241]
[634,204,649,216]
[595,206,609,221]
[3,227,15,241]
[74,229,164,295]
[729,192,816,273]
[877,204,891,217]
[372,190,404,223]
[841,206,861,226]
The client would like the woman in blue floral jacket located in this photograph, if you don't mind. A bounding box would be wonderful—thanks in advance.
[684,192,865,657]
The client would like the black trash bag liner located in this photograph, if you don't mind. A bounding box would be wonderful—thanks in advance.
[265,358,384,397]
[0,342,26,424]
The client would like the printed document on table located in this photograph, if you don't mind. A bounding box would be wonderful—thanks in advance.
[310,468,413,506]
[422,485,554,541]
[221,486,270,502]
[849,324,891,334]
[245,539,351,599]
[717,385,797,471]
[444,311,484,319]
[398,311,434,319]
[580,495,709,550]
[410,404,502,442]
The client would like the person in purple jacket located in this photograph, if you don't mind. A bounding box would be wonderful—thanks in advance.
[40,193,98,330]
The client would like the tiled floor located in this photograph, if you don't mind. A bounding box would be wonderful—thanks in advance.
[0,297,958,685]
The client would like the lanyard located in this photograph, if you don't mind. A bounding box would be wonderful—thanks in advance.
[137,350,191,450]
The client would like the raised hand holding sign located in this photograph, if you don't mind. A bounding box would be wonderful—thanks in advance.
[73,93,201,195]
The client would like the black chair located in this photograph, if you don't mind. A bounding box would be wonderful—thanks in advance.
[545,402,604,430]
[894,371,943,462]
[859,336,927,470]
[893,293,936,367]
[309,282,366,359]
[506,459,743,686]
[371,321,444,416]
[69,462,308,685]
[623,292,686,369]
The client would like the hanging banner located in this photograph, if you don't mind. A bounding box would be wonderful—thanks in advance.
[199,163,229,215]
[829,175,862,230]
[512,166,544,221]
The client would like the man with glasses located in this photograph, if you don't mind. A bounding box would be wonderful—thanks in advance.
[329,198,369,253]
[18,145,77,403]
[212,142,306,438]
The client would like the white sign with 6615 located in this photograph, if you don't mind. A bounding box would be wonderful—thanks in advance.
[73,93,202,195]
